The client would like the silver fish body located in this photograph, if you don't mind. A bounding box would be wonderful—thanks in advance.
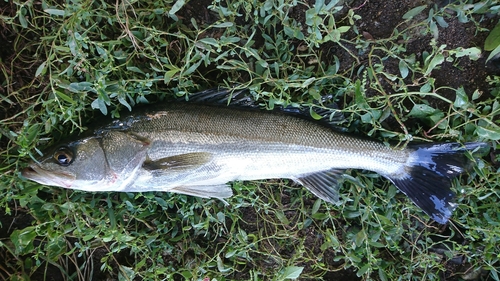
[22,91,488,224]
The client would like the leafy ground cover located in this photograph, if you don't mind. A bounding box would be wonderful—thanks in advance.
[1,0,500,280]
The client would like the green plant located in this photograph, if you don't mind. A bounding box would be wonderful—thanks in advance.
[1,0,499,280]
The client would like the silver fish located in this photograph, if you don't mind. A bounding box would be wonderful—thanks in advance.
[22,89,488,224]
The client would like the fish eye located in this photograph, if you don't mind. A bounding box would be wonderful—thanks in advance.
[53,147,73,166]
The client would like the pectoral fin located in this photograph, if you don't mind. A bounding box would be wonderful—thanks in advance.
[169,184,233,205]
[143,152,213,172]
[294,169,345,204]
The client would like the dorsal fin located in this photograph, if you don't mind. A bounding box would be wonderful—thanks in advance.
[185,88,346,129]
[185,88,260,108]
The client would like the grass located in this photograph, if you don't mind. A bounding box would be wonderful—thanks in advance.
[1,0,500,280]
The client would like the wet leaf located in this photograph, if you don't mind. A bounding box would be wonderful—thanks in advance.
[169,0,185,15]
[213,22,233,28]
[454,87,469,109]
[282,266,304,279]
[409,104,438,118]
[485,22,500,51]
[402,5,426,20]
[35,61,47,77]
[44,9,66,16]
[476,126,500,141]
[424,53,444,75]
[398,60,409,78]
[486,44,500,63]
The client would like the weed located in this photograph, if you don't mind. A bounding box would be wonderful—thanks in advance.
[1,0,499,280]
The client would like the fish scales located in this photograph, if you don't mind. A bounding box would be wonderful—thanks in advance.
[125,104,408,177]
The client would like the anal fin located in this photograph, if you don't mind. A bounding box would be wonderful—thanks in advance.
[294,169,345,204]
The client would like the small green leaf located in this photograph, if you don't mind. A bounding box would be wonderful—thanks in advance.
[302,77,315,88]
[169,0,185,15]
[213,22,233,28]
[455,47,481,60]
[435,16,448,28]
[409,104,438,118]
[35,61,47,77]
[454,87,469,109]
[126,66,145,74]
[486,44,500,63]
[55,91,75,103]
[118,265,136,281]
[402,5,426,20]
[199,38,219,47]
[337,26,350,33]
[425,53,444,75]
[44,9,66,16]
[357,264,371,277]
[398,60,409,78]
[282,266,304,279]
[309,107,322,120]
[476,126,500,141]
[485,22,500,51]
[18,8,28,28]
[312,199,321,214]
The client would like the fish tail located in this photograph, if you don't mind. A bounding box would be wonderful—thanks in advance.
[387,142,489,224]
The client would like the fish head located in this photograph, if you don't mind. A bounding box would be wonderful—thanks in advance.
[22,137,113,190]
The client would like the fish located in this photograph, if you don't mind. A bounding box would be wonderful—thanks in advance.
[21,88,488,224]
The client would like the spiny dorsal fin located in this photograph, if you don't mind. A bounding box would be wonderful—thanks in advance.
[293,169,345,203]
[186,88,346,129]
[185,88,259,108]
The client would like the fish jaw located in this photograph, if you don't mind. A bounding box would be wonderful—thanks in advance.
[21,164,76,188]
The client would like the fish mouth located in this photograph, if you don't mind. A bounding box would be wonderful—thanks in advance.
[21,165,75,188]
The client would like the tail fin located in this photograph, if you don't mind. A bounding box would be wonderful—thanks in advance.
[387,142,489,224]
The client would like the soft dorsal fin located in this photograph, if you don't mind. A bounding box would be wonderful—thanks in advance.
[293,169,345,203]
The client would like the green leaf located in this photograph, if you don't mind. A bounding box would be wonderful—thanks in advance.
[18,8,28,28]
[485,22,500,51]
[213,22,233,28]
[282,266,304,279]
[424,53,444,75]
[486,44,500,63]
[398,60,409,78]
[454,87,469,109]
[118,265,136,281]
[199,38,219,47]
[357,264,371,277]
[455,47,481,60]
[402,5,426,20]
[169,0,185,15]
[44,9,66,16]
[476,126,500,141]
[409,104,438,118]
[435,16,448,28]
[126,66,145,74]
[11,226,37,255]
[35,61,47,77]
[55,91,75,103]
[337,26,350,33]
[301,77,315,88]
